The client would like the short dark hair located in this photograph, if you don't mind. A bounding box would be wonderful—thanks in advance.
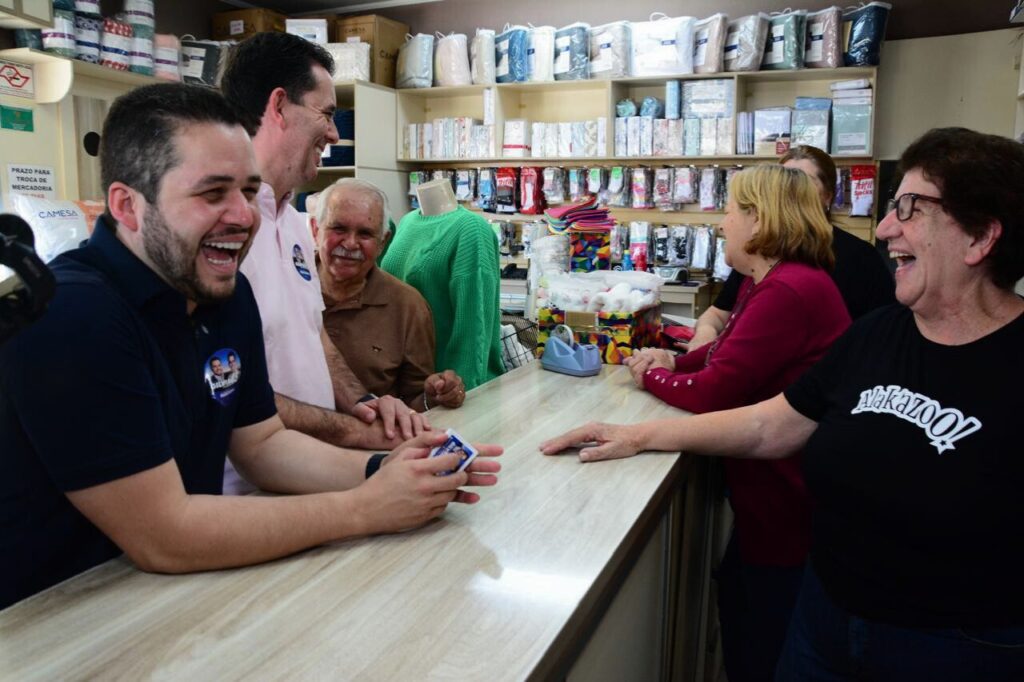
[101,83,243,221]
[221,32,334,136]
[780,144,837,215]
[899,127,1024,290]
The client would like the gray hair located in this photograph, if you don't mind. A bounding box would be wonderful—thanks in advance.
[315,178,391,238]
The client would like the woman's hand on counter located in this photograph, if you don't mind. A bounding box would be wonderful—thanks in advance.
[624,349,676,387]
[538,422,644,463]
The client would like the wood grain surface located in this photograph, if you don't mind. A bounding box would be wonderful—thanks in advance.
[0,364,688,680]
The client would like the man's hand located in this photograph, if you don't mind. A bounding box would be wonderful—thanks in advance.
[539,421,643,463]
[424,370,466,409]
[384,431,502,503]
[359,435,503,532]
[624,348,676,387]
[353,395,430,441]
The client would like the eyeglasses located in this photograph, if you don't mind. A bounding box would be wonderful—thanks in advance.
[885,193,944,222]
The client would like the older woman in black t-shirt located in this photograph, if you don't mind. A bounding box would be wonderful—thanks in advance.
[541,127,1024,680]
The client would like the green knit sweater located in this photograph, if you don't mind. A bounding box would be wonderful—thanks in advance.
[381,206,505,390]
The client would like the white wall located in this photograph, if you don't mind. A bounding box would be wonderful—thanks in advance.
[876,29,1022,159]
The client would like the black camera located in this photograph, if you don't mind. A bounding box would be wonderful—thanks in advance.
[1,213,56,346]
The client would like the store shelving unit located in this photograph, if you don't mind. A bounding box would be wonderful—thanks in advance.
[395,66,879,243]
[0,0,52,29]
[306,80,406,219]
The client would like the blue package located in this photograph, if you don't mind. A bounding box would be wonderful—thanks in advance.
[553,22,590,81]
[639,97,664,118]
[843,1,891,66]
[496,26,528,83]
[665,81,681,119]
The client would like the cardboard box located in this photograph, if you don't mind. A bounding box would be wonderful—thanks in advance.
[211,9,286,41]
[536,306,662,364]
[334,14,409,88]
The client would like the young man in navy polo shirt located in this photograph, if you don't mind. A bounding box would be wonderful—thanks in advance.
[0,83,501,610]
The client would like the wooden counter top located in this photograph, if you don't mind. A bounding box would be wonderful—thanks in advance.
[0,364,687,680]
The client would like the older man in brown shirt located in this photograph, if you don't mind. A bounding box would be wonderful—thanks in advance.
[312,179,465,412]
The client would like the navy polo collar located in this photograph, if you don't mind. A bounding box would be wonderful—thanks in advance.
[87,215,186,312]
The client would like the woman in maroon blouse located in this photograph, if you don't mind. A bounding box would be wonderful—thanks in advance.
[625,164,851,682]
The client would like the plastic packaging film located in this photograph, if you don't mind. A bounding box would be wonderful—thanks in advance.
[124,0,155,28]
[724,13,768,72]
[527,25,555,82]
[74,14,103,63]
[589,21,631,79]
[42,10,76,58]
[396,33,435,88]
[326,42,370,82]
[154,33,181,81]
[434,32,472,86]
[842,2,891,67]
[762,10,807,71]
[495,25,529,83]
[101,18,133,71]
[631,14,695,76]
[804,6,841,68]
[471,29,496,84]
[554,22,589,81]
[129,25,155,75]
[692,13,727,74]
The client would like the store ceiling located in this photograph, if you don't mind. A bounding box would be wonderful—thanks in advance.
[239,0,1017,41]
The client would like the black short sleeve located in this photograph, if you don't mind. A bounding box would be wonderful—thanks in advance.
[713,270,744,311]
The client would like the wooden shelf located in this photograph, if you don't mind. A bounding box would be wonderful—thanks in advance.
[399,154,874,165]
[317,165,356,174]
[0,48,161,103]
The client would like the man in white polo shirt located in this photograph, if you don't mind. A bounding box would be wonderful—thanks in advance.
[221,33,425,493]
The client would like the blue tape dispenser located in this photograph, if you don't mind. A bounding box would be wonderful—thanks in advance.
[541,324,602,377]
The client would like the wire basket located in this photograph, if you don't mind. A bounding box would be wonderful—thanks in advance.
[500,314,538,369]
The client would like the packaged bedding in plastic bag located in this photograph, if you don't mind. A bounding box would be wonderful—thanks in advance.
[589,21,631,79]
[724,13,768,72]
[496,25,529,83]
[804,6,842,68]
[762,10,806,71]
[471,29,496,84]
[325,42,370,82]
[527,25,555,82]
[554,22,590,81]
[692,13,727,74]
[397,33,434,88]
[842,2,891,67]
[434,32,472,86]
[631,14,695,77]
[8,195,91,263]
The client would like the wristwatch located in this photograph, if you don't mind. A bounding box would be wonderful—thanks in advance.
[356,393,378,404]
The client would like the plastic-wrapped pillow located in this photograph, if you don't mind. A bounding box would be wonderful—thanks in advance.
[8,195,91,264]
[692,13,727,74]
[589,21,631,79]
[554,22,589,81]
[842,1,891,66]
[495,25,528,83]
[471,29,496,84]
[762,10,807,70]
[724,13,768,72]
[396,33,434,89]
[434,32,471,86]
[804,6,841,68]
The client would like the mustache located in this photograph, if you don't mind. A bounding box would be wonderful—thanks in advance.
[331,246,365,261]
